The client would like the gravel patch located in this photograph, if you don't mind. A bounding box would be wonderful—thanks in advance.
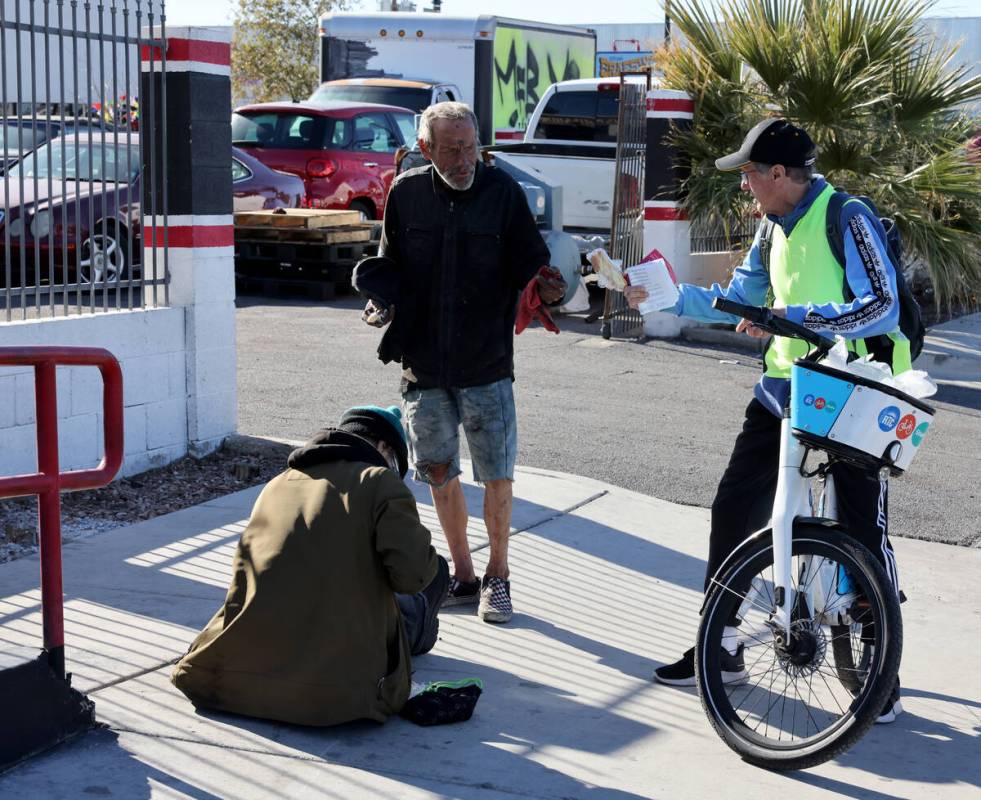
[0,435,293,564]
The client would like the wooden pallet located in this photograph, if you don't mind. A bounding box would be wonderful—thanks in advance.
[233,209,382,299]
[234,235,378,300]
[234,224,373,244]
[233,208,362,229]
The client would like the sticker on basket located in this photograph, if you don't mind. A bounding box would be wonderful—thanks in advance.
[911,422,929,447]
[877,406,900,432]
[791,367,854,438]
[896,414,917,439]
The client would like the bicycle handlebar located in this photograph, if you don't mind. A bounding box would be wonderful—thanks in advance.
[712,298,836,358]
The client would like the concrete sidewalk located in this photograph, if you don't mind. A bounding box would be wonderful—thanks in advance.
[916,311,981,385]
[1,463,979,799]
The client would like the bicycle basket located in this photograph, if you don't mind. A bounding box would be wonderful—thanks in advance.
[790,360,935,475]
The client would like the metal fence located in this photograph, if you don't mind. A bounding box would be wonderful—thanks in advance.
[601,76,647,340]
[689,210,759,254]
[1,0,168,322]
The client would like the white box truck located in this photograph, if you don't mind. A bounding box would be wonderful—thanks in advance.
[316,12,596,145]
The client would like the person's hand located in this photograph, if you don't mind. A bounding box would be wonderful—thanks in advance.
[624,284,648,310]
[736,306,784,338]
[536,266,567,305]
[362,300,394,327]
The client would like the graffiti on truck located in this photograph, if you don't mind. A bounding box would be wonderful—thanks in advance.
[596,51,656,77]
[493,29,594,134]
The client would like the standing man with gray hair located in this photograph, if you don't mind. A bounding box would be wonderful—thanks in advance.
[359,101,566,624]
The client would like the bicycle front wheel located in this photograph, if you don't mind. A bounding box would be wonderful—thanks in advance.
[696,524,902,771]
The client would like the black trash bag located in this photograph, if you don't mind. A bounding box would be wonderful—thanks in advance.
[399,679,483,727]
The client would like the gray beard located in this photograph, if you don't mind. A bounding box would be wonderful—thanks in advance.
[433,162,475,192]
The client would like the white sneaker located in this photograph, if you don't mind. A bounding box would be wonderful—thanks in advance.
[876,684,903,724]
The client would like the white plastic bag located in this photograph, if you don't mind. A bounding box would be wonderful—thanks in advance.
[821,337,937,399]
[892,369,938,399]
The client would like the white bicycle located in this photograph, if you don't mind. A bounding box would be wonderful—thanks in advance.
[696,298,935,770]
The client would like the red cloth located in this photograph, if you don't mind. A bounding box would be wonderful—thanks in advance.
[515,268,560,335]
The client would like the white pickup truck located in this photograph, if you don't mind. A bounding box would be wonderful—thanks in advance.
[485,77,646,253]
[491,78,642,251]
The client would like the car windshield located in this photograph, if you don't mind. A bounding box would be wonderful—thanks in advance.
[392,113,417,146]
[232,112,326,149]
[0,123,50,154]
[7,140,140,182]
[533,91,620,143]
[309,85,429,113]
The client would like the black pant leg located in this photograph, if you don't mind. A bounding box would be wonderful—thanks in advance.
[396,592,428,655]
[704,399,782,591]
[829,460,899,593]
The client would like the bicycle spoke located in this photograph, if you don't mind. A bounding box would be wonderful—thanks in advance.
[813,666,848,716]
[754,667,786,734]
[739,661,780,727]
[732,651,779,715]
[793,672,829,736]
[708,578,774,616]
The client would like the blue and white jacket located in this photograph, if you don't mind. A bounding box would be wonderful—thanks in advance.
[668,176,900,416]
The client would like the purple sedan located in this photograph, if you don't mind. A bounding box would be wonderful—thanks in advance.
[233,146,306,211]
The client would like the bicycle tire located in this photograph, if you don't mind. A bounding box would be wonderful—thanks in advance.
[831,623,872,694]
[696,525,901,771]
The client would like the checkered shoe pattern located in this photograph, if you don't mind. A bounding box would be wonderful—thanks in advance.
[478,576,512,624]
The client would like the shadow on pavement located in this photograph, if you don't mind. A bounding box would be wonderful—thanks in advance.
[181,654,654,800]
[932,381,981,412]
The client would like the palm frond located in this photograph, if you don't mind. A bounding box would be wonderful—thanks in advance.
[662,0,981,306]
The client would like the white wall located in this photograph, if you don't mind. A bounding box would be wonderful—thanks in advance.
[0,307,190,477]
[0,240,238,480]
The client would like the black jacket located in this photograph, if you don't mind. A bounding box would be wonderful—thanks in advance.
[378,161,550,391]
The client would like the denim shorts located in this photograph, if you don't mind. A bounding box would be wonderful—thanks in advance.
[402,378,517,486]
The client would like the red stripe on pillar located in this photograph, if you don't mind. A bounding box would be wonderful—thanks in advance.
[645,98,695,114]
[147,225,234,248]
[644,207,690,221]
[494,131,524,141]
[141,38,231,66]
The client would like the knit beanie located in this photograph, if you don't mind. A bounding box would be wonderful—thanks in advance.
[338,405,409,477]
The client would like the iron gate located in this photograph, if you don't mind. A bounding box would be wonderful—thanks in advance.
[601,74,647,340]
[1,0,168,321]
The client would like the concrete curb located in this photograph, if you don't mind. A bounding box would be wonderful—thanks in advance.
[679,324,763,353]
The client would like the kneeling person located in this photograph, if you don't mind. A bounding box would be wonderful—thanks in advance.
[171,406,450,727]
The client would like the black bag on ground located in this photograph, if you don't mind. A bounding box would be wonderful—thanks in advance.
[399,680,483,726]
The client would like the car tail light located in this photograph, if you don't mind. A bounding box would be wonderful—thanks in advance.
[598,83,620,91]
[306,158,336,178]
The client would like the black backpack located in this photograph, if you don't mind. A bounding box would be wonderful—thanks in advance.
[759,191,926,362]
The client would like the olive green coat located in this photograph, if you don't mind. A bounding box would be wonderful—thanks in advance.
[171,460,437,726]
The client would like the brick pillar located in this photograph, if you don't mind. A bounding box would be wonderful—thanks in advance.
[643,90,694,338]
[141,27,236,455]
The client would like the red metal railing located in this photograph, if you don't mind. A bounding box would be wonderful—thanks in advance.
[0,347,124,679]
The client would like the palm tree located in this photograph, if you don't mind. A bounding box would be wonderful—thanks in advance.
[658,0,981,311]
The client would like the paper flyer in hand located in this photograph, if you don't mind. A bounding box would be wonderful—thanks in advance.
[625,248,680,315]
